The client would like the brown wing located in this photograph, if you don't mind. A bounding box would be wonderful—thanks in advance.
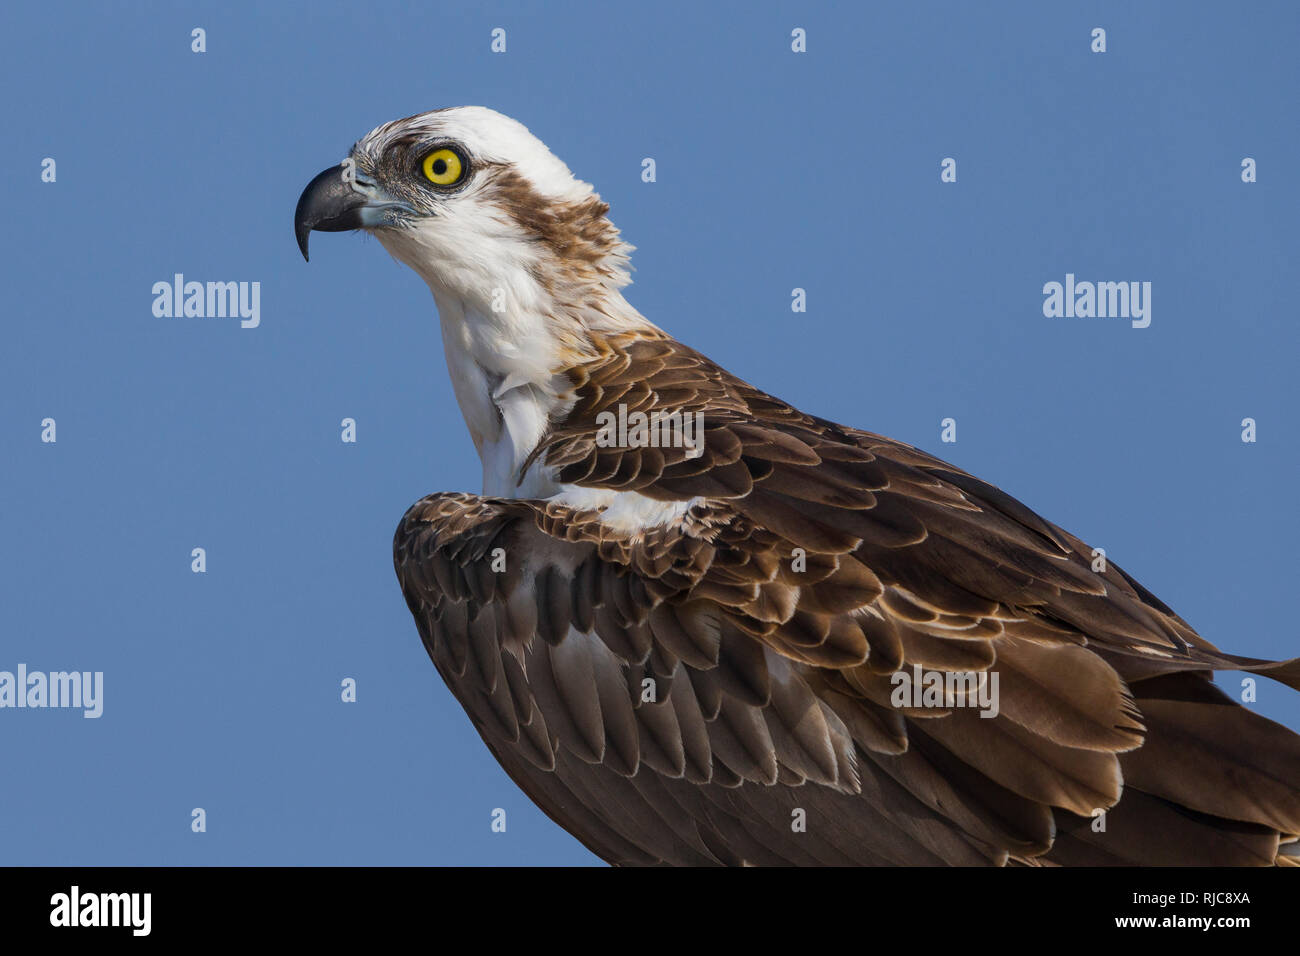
[395,496,1300,864]
[397,492,1014,864]
[534,332,1300,687]
[396,332,1300,865]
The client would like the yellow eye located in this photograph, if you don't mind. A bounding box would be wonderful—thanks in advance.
[422,148,464,186]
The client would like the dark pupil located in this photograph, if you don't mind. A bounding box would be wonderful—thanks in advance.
[432,158,448,176]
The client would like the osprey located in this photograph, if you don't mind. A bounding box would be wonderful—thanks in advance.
[296,107,1300,865]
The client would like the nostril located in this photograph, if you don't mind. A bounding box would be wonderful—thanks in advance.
[349,178,378,199]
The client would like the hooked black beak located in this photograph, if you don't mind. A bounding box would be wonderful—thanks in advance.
[294,165,370,262]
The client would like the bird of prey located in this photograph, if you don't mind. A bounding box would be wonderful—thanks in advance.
[296,106,1300,865]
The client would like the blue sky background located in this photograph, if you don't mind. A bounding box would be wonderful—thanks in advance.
[1,1,1296,865]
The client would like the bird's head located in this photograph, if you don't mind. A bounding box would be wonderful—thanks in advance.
[295,106,636,333]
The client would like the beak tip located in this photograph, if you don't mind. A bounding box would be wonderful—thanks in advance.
[295,163,371,262]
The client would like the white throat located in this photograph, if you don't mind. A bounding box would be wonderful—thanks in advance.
[430,288,568,498]
[368,217,571,496]
[371,204,654,501]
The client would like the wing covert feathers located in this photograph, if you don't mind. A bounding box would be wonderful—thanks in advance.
[395,333,1300,865]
